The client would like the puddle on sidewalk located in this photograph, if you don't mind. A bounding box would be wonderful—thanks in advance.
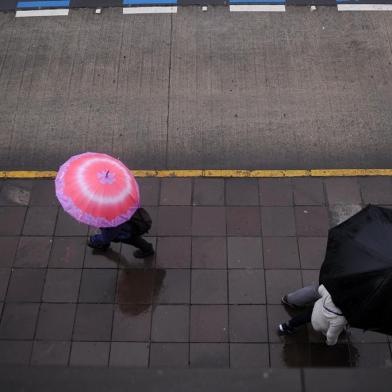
[117,268,166,315]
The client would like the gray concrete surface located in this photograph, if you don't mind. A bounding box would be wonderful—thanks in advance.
[0,7,392,170]
[1,367,392,392]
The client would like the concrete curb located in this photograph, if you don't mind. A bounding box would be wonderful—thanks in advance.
[2,169,392,178]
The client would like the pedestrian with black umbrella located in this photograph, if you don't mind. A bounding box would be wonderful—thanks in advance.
[278,205,392,344]
[278,284,347,346]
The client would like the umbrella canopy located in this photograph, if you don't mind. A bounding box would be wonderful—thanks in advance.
[55,152,140,228]
[319,205,392,335]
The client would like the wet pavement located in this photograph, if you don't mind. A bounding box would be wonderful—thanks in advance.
[0,177,392,368]
[1,8,392,171]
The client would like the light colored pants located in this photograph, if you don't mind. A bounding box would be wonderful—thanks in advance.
[286,285,320,307]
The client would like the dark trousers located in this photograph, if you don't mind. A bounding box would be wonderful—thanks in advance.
[288,307,313,329]
[122,236,152,252]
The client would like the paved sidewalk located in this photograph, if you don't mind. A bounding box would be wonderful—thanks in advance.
[0,176,392,368]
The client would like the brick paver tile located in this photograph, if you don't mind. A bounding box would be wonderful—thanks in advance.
[230,343,269,368]
[193,179,224,206]
[360,177,392,205]
[298,237,327,269]
[325,178,361,205]
[269,343,310,367]
[116,269,155,304]
[55,209,88,236]
[6,269,45,302]
[154,269,190,304]
[190,343,229,368]
[84,243,121,269]
[265,270,302,304]
[229,305,268,343]
[228,270,265,304]
[78,269,117,303]
[156,237,191,268]
[150,343,189,368]
[192,207,226,236]
[190,305,228,342]
[191,270,227,304]
[36,303,76,340]
[138,178,160,206]
[31,341,70,366]
[49,237,86,268]
[348,343,392,367]
[22,206,57,236]
[348,328,388,343]
[157,206,192,236]
[14,237,52,268]
[0,180,32,206]
[160,178,192,205]
[109,342,149,367]
[0,207,27,235]
[0,237,19,267]
[192,237,227,269]
[261,207,296,237]
[70,342,109,366]
[0,269,11,301]
[293,178,325,206]
[227,237,262,269]
[112,305,152,341]
[73,304,113,341]
[43,269,81,303]
[226,207,261,236]
[151,305,189,342]
[0,341,33,365]
[301,269,319,287]
[329,204,362,227]
[226,179,259,206]
[259,179,292,206]
[0,303,39,339]
[309,343,351,367]
[263,237,300,269]
[29,180,58,206]
[294,206,329,236]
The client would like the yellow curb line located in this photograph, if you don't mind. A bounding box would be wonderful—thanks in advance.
[1,169,392,178]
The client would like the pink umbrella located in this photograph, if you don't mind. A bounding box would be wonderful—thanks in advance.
[55,152,140,228]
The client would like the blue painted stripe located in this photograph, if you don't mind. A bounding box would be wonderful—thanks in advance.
[17,0,69,8]
[230,0,285,3]
[123,0,177,4]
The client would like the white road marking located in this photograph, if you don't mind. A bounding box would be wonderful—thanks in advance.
[16,9,69,17]
[229,4,285,12]
[338,4,392,11]
[123,6,177,14]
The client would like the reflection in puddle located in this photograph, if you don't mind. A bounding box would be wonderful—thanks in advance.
[117,269,166,315]
[279,342,358,367]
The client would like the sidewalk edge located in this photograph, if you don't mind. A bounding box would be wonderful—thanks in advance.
[1,169,392,178]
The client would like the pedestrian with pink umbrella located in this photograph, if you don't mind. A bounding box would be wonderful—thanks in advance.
[55,152,154,258]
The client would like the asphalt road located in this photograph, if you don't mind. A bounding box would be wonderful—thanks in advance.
[0,6,392,170]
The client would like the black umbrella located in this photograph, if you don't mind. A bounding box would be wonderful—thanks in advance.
[319,204,392,335]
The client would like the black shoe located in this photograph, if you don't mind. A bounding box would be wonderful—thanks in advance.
[277,322,296,336]
[133,247,155,259]
[87,238,110,251]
